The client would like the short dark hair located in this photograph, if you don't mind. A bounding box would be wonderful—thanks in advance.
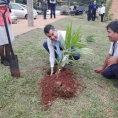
[106,21,118,33]
[44,24,55,34]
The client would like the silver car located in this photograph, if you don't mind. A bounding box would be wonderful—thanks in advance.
[9,3,37,19]
[10,12,18,24]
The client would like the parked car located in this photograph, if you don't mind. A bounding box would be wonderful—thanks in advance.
[9,3,37,19]
[70,6,88,15]
[34,8,42,15]
[46,7,61,15]
[10,12,18,24]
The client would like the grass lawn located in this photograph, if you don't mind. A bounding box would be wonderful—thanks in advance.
[0,15,118,118]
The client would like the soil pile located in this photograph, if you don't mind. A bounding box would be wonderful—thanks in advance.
[108,0,118,20]
[38,68,85,110]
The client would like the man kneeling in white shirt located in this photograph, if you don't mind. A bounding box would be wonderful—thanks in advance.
[43,24,80,76]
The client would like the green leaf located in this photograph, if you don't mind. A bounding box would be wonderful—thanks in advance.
[74,42,87,48]
[86,35,95,42]
[55,22,93,72]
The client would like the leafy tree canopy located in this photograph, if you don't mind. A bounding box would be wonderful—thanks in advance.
[15,0,26,4]
[15,0,106,7]
[64,0,106,6]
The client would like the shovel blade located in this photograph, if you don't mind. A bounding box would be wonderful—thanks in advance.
[7,55,20,77]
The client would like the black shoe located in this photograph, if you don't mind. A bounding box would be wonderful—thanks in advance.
[1,60,9,66]
[44,18,47,19]
[114,83,118,88]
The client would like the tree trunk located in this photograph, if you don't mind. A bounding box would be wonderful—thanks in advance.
[68,0,70,8]
[27,0,34,27]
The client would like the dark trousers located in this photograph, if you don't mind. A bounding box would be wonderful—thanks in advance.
[92,11,96,21]
[50,7,55,18]
[88,11,92,21]
[43,9,47,19]
[43,41,80,60]
[102,64,118,79]
[101,13,105,22]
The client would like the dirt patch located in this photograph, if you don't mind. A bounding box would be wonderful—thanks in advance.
[108,0,118,20]
[38,68,86,110]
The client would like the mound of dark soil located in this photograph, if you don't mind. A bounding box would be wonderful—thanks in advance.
[38,68,85,110]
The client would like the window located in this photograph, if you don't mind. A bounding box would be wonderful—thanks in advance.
[11,4,22,10]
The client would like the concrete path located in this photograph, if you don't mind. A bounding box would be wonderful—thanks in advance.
[11,15,67,36]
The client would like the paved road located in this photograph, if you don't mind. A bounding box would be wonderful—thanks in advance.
[11,15,67,36]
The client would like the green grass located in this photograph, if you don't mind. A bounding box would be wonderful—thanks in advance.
[0,15,118,118]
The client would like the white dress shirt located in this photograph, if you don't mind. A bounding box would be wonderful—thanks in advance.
[109,41,118,56]
[47,30,69,67]
[50,0,56,4]
[100,6,105,14]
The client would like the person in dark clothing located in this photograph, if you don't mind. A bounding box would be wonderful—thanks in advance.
[42,0,47,19]
[50,0,56,19]
[88,1,93,21]
[92,0,98,21]
[73,6,76,10]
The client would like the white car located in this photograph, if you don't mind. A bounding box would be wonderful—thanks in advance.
[10,12,18,24]
[9,3,37,19]
[46,8,61,15]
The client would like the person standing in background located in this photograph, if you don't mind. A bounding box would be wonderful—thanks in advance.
[99,3,105,22]
[88,1,93,21]
[50,0,56,19]
[0,2,14,66]
[92,0,98,21]
[42,0,47,19]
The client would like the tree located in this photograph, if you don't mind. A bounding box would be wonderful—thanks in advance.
[27,0,34,27]
[67,0,70,8]
[70,0,106,6]
[23,0,27,4]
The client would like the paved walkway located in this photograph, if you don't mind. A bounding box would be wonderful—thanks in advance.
[12,15,67,36]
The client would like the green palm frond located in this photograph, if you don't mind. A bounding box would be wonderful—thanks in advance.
[65,22,82,49]
[65,23,72,49]
[80,48,94,57]
[74,42,87,48]
[56,22,93,73]
[60,58,76,67]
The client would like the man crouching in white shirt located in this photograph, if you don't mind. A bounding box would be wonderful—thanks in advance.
[43,24,80,76]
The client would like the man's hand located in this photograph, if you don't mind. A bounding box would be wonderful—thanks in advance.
[95,68,104,74]
[50,67,54,76]
[50,71,54,76]
[107,56,118,67]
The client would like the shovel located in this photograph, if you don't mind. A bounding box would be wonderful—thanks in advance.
[0,5,20,77]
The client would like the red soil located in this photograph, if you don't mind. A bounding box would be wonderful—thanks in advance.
[38,68,85,110]
[108,0,118,20]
